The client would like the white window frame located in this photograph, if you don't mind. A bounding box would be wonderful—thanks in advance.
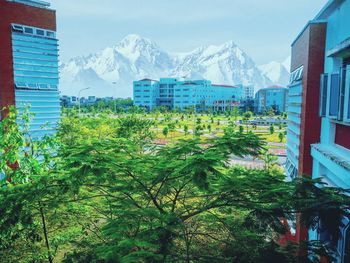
[326,72,340,119]
[343,65,350,122]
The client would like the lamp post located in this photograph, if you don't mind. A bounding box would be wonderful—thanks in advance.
[78,87,90,115]
[112,82,117,113]
[193,88,197,139]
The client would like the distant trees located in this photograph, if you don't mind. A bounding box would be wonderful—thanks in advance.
[279,132,285,142]
[162,126,169,138]
[184,125,189,136]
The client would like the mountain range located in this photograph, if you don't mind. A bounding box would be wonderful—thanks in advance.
[60,34,290,98]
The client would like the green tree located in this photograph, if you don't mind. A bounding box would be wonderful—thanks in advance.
[270,124,275,135]
[2,109,350,263]
[162,127,169,138]
[268,107,275,117]
[243,111,253,132]
[207,124,212,133]
[232,106,240,121]
[184,125,189,136]
[279,132,285,142]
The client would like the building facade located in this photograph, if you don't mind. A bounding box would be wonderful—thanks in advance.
[0,0,60,138]
[285,0,350,261]
[242,85,255,99]
[133,78,244,111]
[254,86,288,114]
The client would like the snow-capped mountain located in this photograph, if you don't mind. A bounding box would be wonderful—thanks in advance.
[60,34,277,98]
[171,41,270,88]
[259,60,290,87]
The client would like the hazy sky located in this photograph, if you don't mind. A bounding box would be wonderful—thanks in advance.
[51,0,329,65]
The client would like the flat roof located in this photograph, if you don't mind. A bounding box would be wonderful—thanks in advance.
[212,84,237,88]
[6,0,50,8]
[137,78,159,82]
[314,0,344,20]
[291,0,344,46]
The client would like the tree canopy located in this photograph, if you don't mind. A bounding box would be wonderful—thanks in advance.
[0,108,349,263]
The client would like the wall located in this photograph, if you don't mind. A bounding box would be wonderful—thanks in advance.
[0,0,56,116]
[291,22,327,177]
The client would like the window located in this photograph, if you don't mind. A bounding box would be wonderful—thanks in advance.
[343,223,350,263]
[15,82,28,89]
[328,73,340,118]
[320,74,328,117]
[36,29,45,36]
[46,31,55,38]
[12,24,24,33]
[24,27,34,34]
[344,65,350,122]
[338,67,347,121]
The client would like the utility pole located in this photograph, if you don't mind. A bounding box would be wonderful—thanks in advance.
[112,82,117,113]
[193,89,197,139]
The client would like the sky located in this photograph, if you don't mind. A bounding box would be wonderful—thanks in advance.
[51,0,329,65]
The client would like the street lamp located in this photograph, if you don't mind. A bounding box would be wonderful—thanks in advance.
[78,87,90,115]
[112,82,117,113]
[193,88,197,139]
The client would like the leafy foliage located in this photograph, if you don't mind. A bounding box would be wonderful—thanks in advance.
[1,109,350,263]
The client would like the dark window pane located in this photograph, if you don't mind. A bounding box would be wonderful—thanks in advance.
[338,67,346,121]
[320,74,328,117]
[348,86,350,119]
[344,224,350,263]
[329,74,340,117]
[36,29,45,36]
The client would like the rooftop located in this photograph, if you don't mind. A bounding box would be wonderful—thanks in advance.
[138,78,159,82]
[212,84,237,88]
[6,0,50,8]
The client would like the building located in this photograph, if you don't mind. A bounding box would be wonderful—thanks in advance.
[0,0,60,138]
[242,84,255,99]
[133,78,244,111]
[285,0,350,261]
[254,86,288,114]
[60,96,78,107]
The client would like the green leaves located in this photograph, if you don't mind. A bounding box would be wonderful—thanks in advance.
[2,110,350,263]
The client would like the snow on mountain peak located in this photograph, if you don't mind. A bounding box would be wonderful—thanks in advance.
[60,35,279,98]
[259,59,290,86]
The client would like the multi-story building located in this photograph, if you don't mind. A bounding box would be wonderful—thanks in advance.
[133,78,244,111]
[254,86,288,114]
[0,0,60,138]
[241,84,255,99]
[285,0,350,261]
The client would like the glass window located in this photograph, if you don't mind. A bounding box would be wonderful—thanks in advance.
[12,25,24,33]
[320,74,328,117]
[329,73,340,117]
[24,27,34,34]
[338,67,347,121]
[46,31,55,38]
[36,29,45,36]
[348,84,350,120]
[343,224,350,263]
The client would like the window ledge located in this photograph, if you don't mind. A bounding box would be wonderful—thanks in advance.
[311,144,350,171]
[329,119,350,127]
